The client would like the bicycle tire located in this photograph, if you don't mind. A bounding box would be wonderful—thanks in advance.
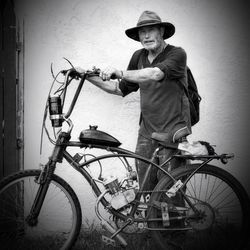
[148,164,250,250]
[0,169,82,250]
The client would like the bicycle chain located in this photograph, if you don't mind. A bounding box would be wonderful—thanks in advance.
[137,189,169,194]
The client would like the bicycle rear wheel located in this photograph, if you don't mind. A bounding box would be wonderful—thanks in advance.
[0,169,82,250]
[148,164,250,250]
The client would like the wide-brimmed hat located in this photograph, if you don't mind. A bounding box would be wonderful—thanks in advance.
[125,10,175,41]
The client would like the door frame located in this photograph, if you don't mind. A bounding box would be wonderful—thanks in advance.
[0,0,24,178]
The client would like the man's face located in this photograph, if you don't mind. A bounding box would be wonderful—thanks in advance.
[138,25,164,51]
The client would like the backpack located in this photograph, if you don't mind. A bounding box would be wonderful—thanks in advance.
[185,67,201,126]
[133,46,201,126]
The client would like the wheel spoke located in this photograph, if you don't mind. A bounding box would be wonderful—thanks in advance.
[148,164,248,250]
[0,170,81,250]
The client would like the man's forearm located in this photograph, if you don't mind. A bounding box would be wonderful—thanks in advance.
[87,76,122,96]
[122,67,164,83]
[87,67,164,95]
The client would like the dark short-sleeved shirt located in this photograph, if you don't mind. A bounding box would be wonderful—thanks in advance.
[119,45,191,140]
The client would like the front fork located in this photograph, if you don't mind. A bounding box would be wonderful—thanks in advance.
[26,132,70,226]
[26,161,56,226]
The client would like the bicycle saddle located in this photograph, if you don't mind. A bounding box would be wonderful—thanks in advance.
[151,126,190,143]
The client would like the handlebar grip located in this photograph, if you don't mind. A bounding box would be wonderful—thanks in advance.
[61,69,68,75]
[61,69,82,79]
[110,73,117,80]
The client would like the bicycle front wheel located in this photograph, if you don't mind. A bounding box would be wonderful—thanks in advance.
[148,164,250,250]
[0,169,82,250]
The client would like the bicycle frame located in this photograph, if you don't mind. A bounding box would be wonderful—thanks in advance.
[36,128,234,226]
[43,131,178,221]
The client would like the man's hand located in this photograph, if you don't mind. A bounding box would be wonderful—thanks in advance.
[99,66,122,81]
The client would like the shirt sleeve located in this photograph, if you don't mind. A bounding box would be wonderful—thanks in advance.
[119,50,142,97]
[155,47,187,80]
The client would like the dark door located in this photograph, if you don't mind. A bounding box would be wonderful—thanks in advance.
[0,0,21,178]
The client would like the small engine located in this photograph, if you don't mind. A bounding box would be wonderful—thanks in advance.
[104,171,138,210]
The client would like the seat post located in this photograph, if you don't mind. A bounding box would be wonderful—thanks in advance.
[139,147,161,192]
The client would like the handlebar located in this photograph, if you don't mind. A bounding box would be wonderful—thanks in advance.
[63,70,87,119]
[60,67,118,119]
[46,66,121,139]
[47,68,89,131]
[61,67,118,80]
[61,67,101,79]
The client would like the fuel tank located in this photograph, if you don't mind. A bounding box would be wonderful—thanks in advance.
[79,125,121,147]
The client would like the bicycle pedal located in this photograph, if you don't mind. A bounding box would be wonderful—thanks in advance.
[101,235,116,247]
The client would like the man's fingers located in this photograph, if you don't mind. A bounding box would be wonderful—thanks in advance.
[99,66,117,81]
[100,70,111,81]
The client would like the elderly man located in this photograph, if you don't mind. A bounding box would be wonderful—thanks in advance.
[82,10,191,191]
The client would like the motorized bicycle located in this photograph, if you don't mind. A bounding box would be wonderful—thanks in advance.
[0,66,249,250]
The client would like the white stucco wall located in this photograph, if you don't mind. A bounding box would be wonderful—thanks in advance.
[15,0,250,220]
